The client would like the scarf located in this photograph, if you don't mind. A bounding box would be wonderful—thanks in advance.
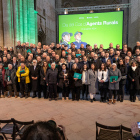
[82,69,87,84]
[132,66,137,71]
[43,66,47,76]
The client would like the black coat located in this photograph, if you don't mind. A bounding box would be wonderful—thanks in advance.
[58,70,69,89]
[128,67,140,90]
[91,59,102,69]
[30,65,40,91]
[40,67,49,86]
[46,68,58,84]
[117,65,127,85]
[69,69,82,88]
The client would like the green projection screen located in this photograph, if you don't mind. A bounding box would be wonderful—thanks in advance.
[58,11,123,49]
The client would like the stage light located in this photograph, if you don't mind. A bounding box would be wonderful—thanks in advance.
[89,10,94,13]
[116,7,120,11]
[64,9,68,14]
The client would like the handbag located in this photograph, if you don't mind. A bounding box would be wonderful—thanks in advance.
[121,75,127,80]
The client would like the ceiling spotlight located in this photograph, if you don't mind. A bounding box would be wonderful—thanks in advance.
[116,7,120,11]
[89,10,94,13]
[64,9,68,14]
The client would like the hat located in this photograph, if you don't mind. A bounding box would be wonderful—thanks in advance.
[62,32,73,37]
[74,31,83,36]
[112,63,116,66]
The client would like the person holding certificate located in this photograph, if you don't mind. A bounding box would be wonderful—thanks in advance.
[108,63,121,104]
[69,63,82,101]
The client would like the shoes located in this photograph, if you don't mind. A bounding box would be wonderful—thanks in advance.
[66,97,69,100]
[8,95,12,98]
[112,99,116,105]
[77,99,79,101]
[100,97,104,102]
[49,98,52,101]
[93,98,96,101]
[20,95,24,98]
[32,95,37,98]
[55,98,57,101]
[108,99,112,105]
[15,95,18,98]
[90,99,93,103]
[72,99,75,101]
[25,95,28,99]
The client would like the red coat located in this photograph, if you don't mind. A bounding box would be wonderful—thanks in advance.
[2,68,6,87]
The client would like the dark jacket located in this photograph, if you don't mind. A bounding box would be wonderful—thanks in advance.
[91,59,102,69]
[46,68,58,84]
[128,67,140,90]
[30,65,40,91]
[69,69,82,88]
[101,57,113,64]
[4,68,16,84]
[40,67,49,86]
[80,61,90,69]
[58,70,69,89]
[117,65,127,85]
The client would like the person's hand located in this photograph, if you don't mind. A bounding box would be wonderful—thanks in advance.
[74,78,78,81]
[131,122,139,136]
[32,77,35,80]
[43,77,45,80]
[113,81,116,83]
[57,83,58,85]
[132,79,135,82]
[47,84,48,86]
[35,77,38,80]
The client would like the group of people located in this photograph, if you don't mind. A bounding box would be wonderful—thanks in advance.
[0,40,140,104]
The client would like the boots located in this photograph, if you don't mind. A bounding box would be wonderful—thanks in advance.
[100,97,103,102]
[108,99,112,105]
[120,95,123,102]
[117,95,120,101]
[112,99,116,104]
[133,95,136,102]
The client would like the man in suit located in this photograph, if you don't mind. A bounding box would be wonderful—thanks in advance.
[66,55,74,70]
[73,31,87,49]
[102,51,113,64]
[30,60,40,98]
[80,56,90,69]
[91,53,102,69]
[132,41,140,54]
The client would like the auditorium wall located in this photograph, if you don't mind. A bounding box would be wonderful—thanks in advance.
[37,0,56,45]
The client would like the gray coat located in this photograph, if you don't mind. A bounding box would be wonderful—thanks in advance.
[108,68,122,90]
[4,68,17,84]
[87,69,98,93]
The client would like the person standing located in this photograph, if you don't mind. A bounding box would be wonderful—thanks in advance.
[98,63,108,102]
[69,63,82,101]
[58,63,69,100]
[16,62,30,98]
[0,63,6,98]
[108,63,121,105]
[30,60,40,98]
[40,61,49,99]
[87,63,98,103]
[117,59,127,102]
[82,64,89,100]
[128,61,140,102]
[46,63,58,101]
[4,64,17,98]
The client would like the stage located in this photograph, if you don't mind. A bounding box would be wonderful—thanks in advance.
[0,97,140,140]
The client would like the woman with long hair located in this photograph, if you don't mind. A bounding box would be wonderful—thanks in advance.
[98,63,108,102]
[87,63,98,103]
[82,64,89,100]
[40,61,49,99]
[106,59,112,70]
[128,61,140,102]
[69,63,82,101]
[117,58,127,102]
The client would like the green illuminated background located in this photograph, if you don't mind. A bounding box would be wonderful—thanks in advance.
[14,0,38,45]
[58,11,123,49]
